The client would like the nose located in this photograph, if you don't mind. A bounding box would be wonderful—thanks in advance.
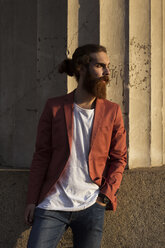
[103,66,110,76]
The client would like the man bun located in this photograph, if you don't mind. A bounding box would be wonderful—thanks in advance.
[58,59,74,76]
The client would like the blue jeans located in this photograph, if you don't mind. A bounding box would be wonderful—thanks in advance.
[27,202,105,248]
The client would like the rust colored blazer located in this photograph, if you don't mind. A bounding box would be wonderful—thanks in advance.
[27,90,127,211]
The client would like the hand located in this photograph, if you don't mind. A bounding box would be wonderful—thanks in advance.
[25,204,36,225]
[96,196,106,207]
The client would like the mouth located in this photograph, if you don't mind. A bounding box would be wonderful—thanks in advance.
[100,77,109,85]
[103,75,110,82]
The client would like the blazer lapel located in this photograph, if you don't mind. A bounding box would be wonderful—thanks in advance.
[64,91,75,150]
[90,98,105,151]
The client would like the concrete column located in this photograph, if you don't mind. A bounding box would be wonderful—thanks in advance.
[163,0,165,165]
[67,0,100,93]
[37,0,68,113]
[0,0,37,168]
[150,0,164,166]
[67,0,79,93]
[78,0,100,46]
[100,0,129,155]
[100,0,128,111]
[129,0,151,168]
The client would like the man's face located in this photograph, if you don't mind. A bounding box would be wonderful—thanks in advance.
[82,52,110,99]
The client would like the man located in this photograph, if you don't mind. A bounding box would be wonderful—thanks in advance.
[25,44,127,248]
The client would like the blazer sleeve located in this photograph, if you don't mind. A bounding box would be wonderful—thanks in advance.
[100,105,127,210]
[26,100,53,205]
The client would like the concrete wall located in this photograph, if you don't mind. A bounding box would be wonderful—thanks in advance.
[150,0,164,166]
[129,0,165,168]
[0,0,164,170]
[0,0,164,169]
[0,0,37,168]
[129,0,151,168]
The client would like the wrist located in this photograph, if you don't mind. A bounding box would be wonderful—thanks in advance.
[97,196,104,203]
[96,197,106,207]
[98,193,110,205]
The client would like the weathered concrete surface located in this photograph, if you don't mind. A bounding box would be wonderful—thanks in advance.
[129,0,151,168]
[0,0,68,169]
[163,0,165,166]
[100,0,129,156]
[67,0,100,93]
[100,0,129,110]
[67,0,79,93]
[0,0,37,168]
[36,0,68,113]
[0,166,164,248]
[0,0,164,170]
[150,0,164,166]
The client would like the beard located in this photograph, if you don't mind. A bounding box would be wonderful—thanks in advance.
[82,69,109,99]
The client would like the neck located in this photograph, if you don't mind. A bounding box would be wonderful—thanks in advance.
[74,86,96,109]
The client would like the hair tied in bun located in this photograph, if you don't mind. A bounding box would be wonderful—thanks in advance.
[58,58,74,77]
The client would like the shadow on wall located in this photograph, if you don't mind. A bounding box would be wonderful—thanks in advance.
[78,0,99,46]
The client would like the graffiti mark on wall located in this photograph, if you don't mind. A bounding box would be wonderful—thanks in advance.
[109,64,124,85]
[129,37,151,92]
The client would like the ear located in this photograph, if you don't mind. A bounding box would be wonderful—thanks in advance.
[78,65,86,81]
[79,64,86,74]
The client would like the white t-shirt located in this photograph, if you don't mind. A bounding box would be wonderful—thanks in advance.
[37,103,99,211]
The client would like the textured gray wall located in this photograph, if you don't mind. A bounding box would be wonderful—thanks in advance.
[0,0,37,168]
[0,0,68,168]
